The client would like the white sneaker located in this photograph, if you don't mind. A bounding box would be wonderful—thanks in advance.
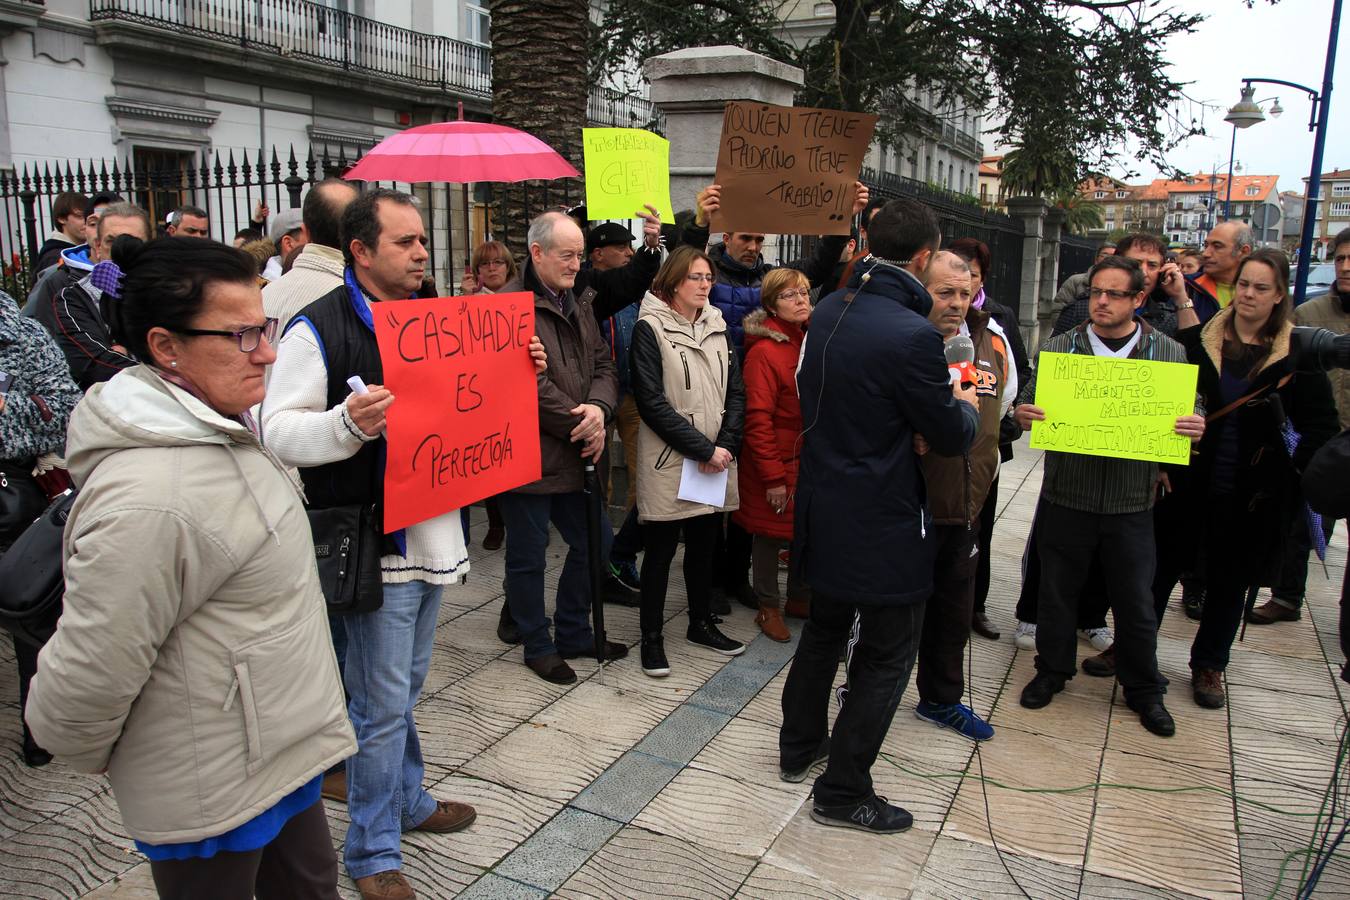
[1079,627,1114,652]
[1014,621,1036,650]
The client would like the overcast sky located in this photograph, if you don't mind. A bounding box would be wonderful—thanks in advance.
[1119,0,1347,194]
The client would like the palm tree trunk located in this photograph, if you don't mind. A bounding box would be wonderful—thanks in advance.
[488,0,589,260]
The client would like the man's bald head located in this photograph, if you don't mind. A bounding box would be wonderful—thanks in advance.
[924,251,973,337]
[922,250,972,285]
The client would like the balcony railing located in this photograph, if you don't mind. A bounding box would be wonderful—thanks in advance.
[89,0,491,97]
[587,88,664,134]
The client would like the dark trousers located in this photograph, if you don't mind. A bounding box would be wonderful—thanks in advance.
[148,799,338,900]
[916,525,977,705]
[611,505,643,566]
[973,476,998,615]
[715,516,753,591]
[13,635,41,755]
[1148,489,1197,623]
[1273,512,1336,611]
[639,513,720,635]
[1015,506,1111,630]
[1035,502,1165,704]
[1191,495,1266,672]
[498,490,610,660]
[780,596,924,807]
[751,534,808,607]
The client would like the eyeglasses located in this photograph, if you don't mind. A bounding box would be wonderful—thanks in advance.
[776,288,811,301]
[685,272,716,283]
[1087,287,1137,302]
[176,317,279,352]
[479,259,508,268]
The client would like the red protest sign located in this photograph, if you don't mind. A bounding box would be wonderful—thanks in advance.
[373,292,541,533]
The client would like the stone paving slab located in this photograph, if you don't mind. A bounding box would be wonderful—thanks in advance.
[3,446,1349,898]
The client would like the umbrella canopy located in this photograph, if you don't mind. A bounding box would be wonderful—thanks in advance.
[344,121,580,184]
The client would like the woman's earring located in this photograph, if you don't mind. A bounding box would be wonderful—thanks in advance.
[170,361,178,368]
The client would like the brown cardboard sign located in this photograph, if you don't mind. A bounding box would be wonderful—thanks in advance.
[710,101,878,236]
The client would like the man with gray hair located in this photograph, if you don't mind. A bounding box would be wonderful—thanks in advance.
[165,204,210,238]
[1191,220,1254,322]
[497,210,622,685]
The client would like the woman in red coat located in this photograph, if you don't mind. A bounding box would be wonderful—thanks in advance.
[734,268,812,641]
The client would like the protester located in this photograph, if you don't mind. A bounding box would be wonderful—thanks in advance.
[0,290,80,767]
[947,236,1029,642]
[779,199,978,834]
[496,211,625,687]
[234,227,263,248]
[34,192,87,273]
[262,209,305,282]
[1191,221,1254,321]
[1249,227,1350,625]
[912,251,1012,742]
[734,268,809,642]
[1014,255,1204,737]
[240,238,277,285]
[265,189,523,900]
[262,177,360,333]
[30,203,152,389]
[1172,248,1338,709]
[682,180,869,613]
[1178,249,1203,276]
[26,237,357,899]
[1053,241,1118,314]
[458,239,518,553]
[166,205,211,239]
[630,245,746,674]
[1054,233,1189,339]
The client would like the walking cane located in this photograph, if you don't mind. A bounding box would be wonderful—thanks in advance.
[583,460,608,667]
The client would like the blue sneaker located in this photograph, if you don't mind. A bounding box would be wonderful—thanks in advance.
[915,700,994,742]
[607,559,641,593]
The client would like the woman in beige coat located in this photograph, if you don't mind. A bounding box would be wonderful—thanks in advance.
[629,246,746,677]
[26,237,355,900]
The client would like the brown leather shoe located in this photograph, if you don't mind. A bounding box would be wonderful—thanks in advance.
[320,769,346,803]
[525,652,577,685]
[971,611,1000,641]
[1081,645,1116,677]
[756,606,791,642]
[414,799,477,833]
[1192,668,1226,709]
[784,596,810,619]
[355,870,415,900]
[1245,599,1301,625]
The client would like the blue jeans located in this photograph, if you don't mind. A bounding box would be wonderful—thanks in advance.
[497,490,610,660]
[343,580,442,880]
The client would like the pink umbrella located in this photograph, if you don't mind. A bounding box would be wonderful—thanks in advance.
[344,121,580,184]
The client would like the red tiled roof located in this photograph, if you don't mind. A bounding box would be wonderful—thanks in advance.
[1136,174,1277,203]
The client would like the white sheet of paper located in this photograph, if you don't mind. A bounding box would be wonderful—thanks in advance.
[678,457,728,505]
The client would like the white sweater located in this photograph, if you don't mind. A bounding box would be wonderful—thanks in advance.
[261,301,469,586]
[262,243,346,330]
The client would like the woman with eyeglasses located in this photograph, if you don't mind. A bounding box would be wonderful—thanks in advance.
[460,239,518,296]
[733,268,811,642]
[1174,248,1338,710]
[27,236,356,899]
[630,245,746,676]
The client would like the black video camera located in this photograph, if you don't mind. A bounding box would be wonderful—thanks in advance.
[1290,326,1350,373]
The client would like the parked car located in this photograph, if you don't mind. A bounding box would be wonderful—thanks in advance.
[1302,262,1337,303]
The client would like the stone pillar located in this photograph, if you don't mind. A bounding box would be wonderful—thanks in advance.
[1004,196,1050,350]
[1039,207,1067,333]
[644,45,803,251]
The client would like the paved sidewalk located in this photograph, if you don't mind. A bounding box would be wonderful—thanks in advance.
[2,446,1348,898]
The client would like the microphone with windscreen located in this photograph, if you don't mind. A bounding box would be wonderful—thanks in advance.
[944,335,976,388]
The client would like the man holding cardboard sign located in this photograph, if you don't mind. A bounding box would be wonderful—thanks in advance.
[1012,255,1204,739]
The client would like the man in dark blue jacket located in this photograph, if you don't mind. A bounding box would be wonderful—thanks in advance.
[779,198,979,834]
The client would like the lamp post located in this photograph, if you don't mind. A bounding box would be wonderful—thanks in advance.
[1227,0,1340,303]
[1221,91,1276,219]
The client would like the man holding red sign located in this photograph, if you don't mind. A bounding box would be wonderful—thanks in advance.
[263,188,546,900]
[497,210,625,686]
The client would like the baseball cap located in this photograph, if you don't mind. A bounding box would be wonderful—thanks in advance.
[587,222,636,254]
[268,208,304,243]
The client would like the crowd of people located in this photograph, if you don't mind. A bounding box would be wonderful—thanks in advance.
[0,178,1347,900]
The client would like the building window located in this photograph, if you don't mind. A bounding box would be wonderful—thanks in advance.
[1094,190,1106,199]
[1115,190,1127,199]
[937,160,944,185]
[1331,201,1350,216]
[1333,184,1350,196]
[132,147,193,227]
[464,3,490,45]
[1245,186,1259,197]
[813,2,832,14]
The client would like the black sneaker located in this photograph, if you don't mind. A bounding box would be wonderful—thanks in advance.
[780,738,829,783]
[608,559,641,593]
[1019,672,1065,709]
[602,573,641,608]
[1182,590,1205,621]
[687,619,745,656]
[640,633,670,677]
[810,795,913,834]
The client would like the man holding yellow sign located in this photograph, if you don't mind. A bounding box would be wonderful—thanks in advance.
[1012,255,1204,738]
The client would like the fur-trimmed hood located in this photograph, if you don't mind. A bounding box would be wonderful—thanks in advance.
[742,307,804,347]
[1199,305,1292,377]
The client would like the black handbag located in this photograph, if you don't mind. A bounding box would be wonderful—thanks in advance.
[0,462,48,546]
[307,503,384,615]
[0,489,76,647]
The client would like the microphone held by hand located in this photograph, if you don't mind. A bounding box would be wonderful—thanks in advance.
[944,335,976,387]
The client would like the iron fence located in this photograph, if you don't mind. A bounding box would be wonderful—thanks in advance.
[1058,233,1098,284]
[89,0,492,97]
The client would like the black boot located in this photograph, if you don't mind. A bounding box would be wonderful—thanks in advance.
[497,599,520,645]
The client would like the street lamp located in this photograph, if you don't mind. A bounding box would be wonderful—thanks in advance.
[1231,0,1341,304]
[1221,95,1278,219]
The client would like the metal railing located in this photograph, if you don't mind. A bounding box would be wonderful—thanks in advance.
[587,88,665,134]
[89,0,491,97]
